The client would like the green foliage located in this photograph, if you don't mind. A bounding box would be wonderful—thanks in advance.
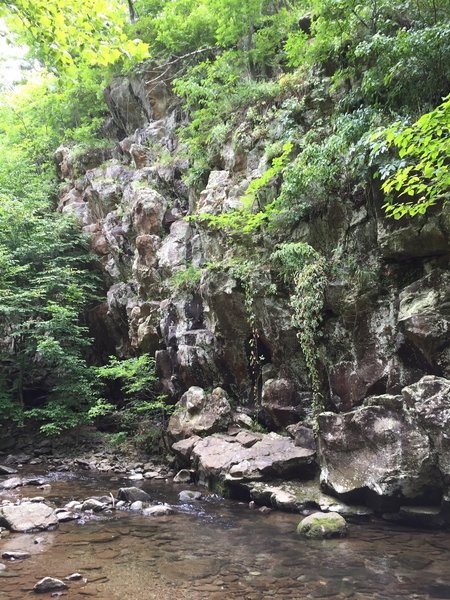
[0,71,109,166]
[167,264,203,292]
[273,109,381,225]
[371,95,450,218]
[0,193,101,434]
[96,354,172,453]
[285,0,450,110]
[97,355,157,398]
[271,243,327,419]
[131,0,217,56]
[2,0,148,74]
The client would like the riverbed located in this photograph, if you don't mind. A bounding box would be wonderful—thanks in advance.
[1,469,450,599]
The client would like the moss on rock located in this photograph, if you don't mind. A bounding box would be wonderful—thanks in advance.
[296,511,348,539]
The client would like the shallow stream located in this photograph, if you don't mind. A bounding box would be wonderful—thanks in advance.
[1,469,450,600]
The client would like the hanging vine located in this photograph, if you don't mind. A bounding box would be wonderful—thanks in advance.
[271,242,327,421]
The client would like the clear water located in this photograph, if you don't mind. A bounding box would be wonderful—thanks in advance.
[1,469,450,600]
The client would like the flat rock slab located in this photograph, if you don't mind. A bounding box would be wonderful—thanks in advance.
[143,504,175,517]
[188,432,316,482]
[0,503,59,533]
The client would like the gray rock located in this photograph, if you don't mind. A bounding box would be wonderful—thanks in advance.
[318,376,450,507]
[55,511,80,523]
[2,550,31,560]
[0,503,58,533]
[23,478,46,487]
[262,378,305,428]
[0,465,17,475]
[142,504,175,517]
[81,499,105,512]
[191,432,316,485]
[168,387,233,441]
[65,573,83,581]
[1,477,22,490]
[172,436,201,463]
[297,512,348,539]
[33,577,68,594]
[398,270,450,373]
[130,501,144,511]
[117,487,151,503]
[173,469,193,484]
[179,491,202,502]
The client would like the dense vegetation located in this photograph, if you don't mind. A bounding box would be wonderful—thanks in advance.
[0,0,448,435]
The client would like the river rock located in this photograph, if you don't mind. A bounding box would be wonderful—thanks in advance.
[117,487,151,503]
[81,499,106,512]
[168,387,233,441]
[0,465,18,475]
[2,550,31,560]
[0,503,58,533]
[296,512,348,539]
[179,490,202,502]
[55,511,80,523]
[173,469,193,483]
[66,573,83,581]
[1,477,22,490]
[143,504,175,516]
[130,501,144,511]
[33,577,68,593]
[23,478,46,487]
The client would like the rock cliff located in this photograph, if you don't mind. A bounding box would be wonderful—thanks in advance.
[55,67,450,518]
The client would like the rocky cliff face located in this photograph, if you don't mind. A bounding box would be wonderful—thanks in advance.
[55,68,450,517]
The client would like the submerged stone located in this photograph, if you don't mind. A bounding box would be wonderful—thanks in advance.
[296,512,348,539]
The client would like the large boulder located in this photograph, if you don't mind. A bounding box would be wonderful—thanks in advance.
[0,503,58,533]
[318,376,450,508]
[176,431,316,488]
[167,387,233,440]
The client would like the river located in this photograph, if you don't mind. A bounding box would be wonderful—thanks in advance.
[1,469,450,599]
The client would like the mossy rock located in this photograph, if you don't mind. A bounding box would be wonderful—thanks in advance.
[296,511,348,539]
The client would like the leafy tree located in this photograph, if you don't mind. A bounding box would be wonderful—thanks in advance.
[0,192,101,434]
[1,0,148,73]
[285,0,450,110]
[372,95,450,218]
[0,88,103,434]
